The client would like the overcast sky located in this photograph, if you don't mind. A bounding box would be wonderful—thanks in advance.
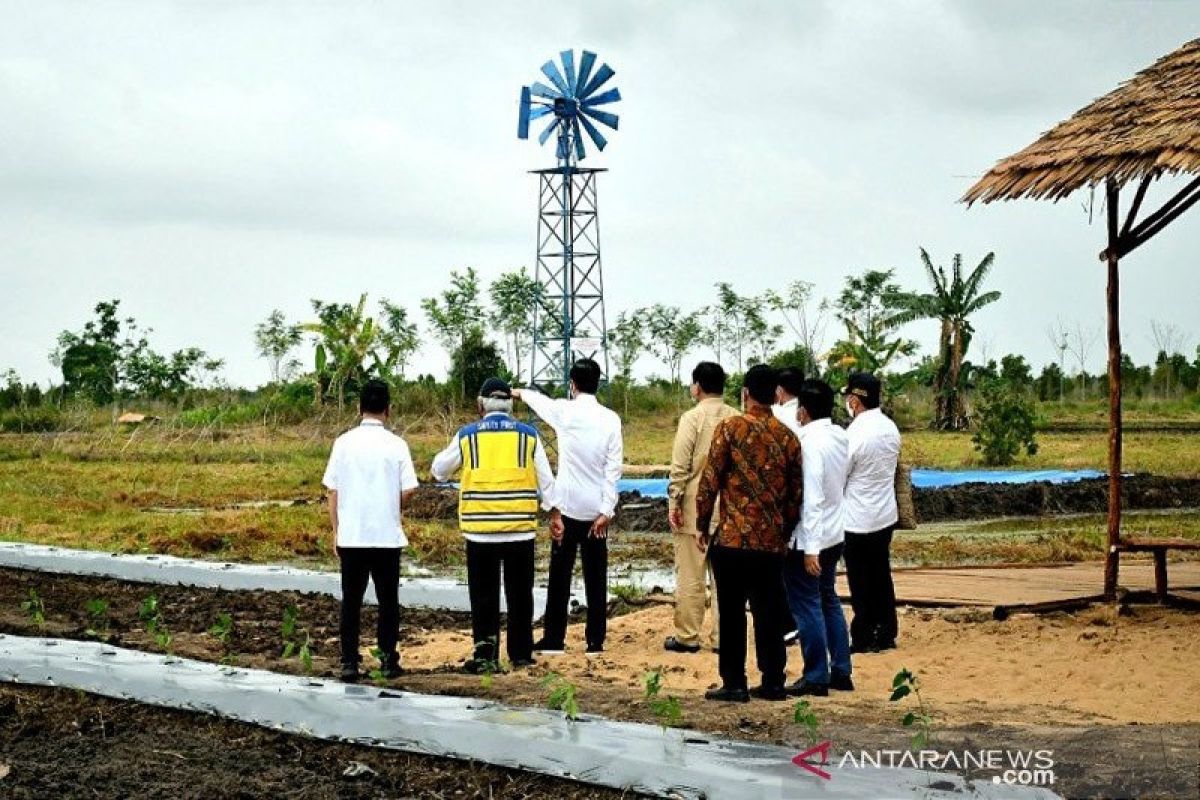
[2,1,1198,389]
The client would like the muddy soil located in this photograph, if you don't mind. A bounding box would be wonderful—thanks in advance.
[0,684,630,799]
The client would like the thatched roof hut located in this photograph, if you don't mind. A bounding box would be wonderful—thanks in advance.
[964,36,1200,600]
[965,37,1200,204]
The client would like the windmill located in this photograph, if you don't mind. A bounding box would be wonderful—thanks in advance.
[517,49,620,394]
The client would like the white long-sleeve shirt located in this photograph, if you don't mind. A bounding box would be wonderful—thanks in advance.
[520,390,623,522]
[844,408,902,533]
[430,412,558,543]
[790,418,848,555]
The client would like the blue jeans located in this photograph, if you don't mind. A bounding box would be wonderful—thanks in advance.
[784,544,851,685]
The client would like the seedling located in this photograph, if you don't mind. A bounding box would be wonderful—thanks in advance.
[85,598,109,639]
[542,671,580,722]
[643,668,683,730]
[208,612,233,645]
[793,699,820,746]
[299,633,314,674]
[281,604,299,657]
[138,593,171,653]
[610,583,646,604]
[367,646,387,685]
[889,667,934,750]
[20,589,45,629]
[477,637,499,690]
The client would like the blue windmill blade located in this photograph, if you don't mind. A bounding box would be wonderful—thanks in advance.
[538,117,561,146]
[582,87,620,107]
[580,105,619,130]
[575,51,597,96]
[529,105,554,121]
[577,113,608,152]
[517,87,532,139]
[529,81,561,100]
[540,59,571,95]
[571,117,587,161]
[560,50,576,97]
[578,63,615,100]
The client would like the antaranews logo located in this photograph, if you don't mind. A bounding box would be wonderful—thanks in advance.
[792,744,1056,787]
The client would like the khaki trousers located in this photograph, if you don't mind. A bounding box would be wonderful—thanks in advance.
[672,532,719,648]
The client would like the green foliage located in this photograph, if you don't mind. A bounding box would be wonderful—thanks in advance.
[828,269,917,378]
[792,699,820,746]
[706,283,783,370]
[542,671,580,721]
[448,329,508,404]
[85,598,109,638]
[972,380,1039,466]
[20,588,45,628]
[0,406,62,433]
[643,304,703,385]
[303,294,378,410]
[609,582,646,604]
[643,669,683,729]
[368,646,388,685]
[489,268,543,383]
[138,593,171,652]
[254,309,303,384]
[208,612,233,644]
[422,267,484,400]
[890,668,934,750]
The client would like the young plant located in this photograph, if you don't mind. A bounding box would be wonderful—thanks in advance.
[138,593,172,653]
[610,583,646,604]
[890,668,934,749]
[367,646,387,686]
[281,604,299,658]
[20,589,45,629]
[478,636,500,690]
[208,612,233,645]
[643,669,683,730]
[793,699,820,746]
[299,632,314,674]
[84,598,109,639]
[542,671,580,722]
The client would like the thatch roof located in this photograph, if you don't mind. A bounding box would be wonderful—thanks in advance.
[964,37,1200,204]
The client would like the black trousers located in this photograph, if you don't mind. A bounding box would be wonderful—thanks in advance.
[339,547,401,666]
[541,516,608,649]
[466,538,535,662]
[709,545,788,690]
[843,527,898,646]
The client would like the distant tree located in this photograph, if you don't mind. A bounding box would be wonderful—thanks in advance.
[643,304,702,385]
[764,280,829,365]
[608,311,645,384]
[254,310,302,384]
[375,299,420,384]
[999,354,1033,391]
[448,329,508,404]
[488,268,543,382]
[303,294,378,410]
[422,268,484,401]
[826,269,916,377]
[972,379,1038,466]
[768,344,819,379]
[890,250,1001,430]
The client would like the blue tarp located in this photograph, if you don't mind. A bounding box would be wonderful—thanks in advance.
[614,469,1105,498]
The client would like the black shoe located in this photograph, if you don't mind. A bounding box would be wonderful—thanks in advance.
[787,679,829,697]
[339,662,360,683]
[850,640,878,654]
[712,646,720,654]
[749,684,789,701]
[783,629,799,646]
[830,672,855,692]
[379,654,403,679]
[704,685,750,703]
[510,656,537,669]
[875,639,897,651]
[585,643,604,656]
[664,636,701,654]
[533,638,565,654]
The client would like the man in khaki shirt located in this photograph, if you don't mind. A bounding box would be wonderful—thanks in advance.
[665,361,739,653]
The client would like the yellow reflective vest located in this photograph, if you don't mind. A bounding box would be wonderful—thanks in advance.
[457,415,541,535]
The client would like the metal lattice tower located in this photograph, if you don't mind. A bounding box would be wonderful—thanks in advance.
[517,49,620,394]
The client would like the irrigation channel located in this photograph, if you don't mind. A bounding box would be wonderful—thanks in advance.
[0,634,1056,800]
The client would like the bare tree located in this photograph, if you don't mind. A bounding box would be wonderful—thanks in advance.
[1066,321,1100,400]
[1149,320,1186,396]
[764,280,830,363]
[1045,319,1070,401]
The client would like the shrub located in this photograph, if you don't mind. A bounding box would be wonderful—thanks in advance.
[972,381,1038,466]
[0,406,63,432]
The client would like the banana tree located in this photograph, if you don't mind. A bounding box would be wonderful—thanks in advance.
[890,250,1001,430]
[303,294,379,411]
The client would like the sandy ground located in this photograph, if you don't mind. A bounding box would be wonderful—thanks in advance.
[400,602,1200,728]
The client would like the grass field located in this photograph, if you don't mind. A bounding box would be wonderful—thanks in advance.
[2,415,1199,571]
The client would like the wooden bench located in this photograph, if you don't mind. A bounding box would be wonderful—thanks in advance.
[1113,538,1200,602]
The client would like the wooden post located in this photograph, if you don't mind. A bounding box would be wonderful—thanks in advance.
[1104,179,1123,600]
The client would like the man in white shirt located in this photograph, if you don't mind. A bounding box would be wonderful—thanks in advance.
[782,380,852,697]
[512,358,623,655]
[842,372,902,652]
[431,377,557,673]
[322,379,419,683]
[771,367,804,439]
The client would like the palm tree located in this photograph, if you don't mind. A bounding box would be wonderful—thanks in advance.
[892,250,1001,430]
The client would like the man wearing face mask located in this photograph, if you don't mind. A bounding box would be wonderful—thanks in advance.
[841,372,902,653]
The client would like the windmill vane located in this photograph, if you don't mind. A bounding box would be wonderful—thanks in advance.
[518,49,621,164]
